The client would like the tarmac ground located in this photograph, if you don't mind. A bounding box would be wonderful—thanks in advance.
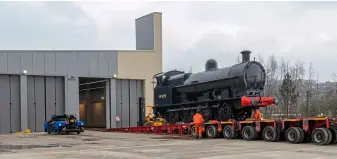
[0,130,336,159]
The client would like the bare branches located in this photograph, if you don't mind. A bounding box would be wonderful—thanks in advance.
[257,54,337,118]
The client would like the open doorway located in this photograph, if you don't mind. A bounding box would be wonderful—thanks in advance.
[79,77,107,128]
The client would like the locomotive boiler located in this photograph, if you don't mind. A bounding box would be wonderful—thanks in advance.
[153,50,278,124]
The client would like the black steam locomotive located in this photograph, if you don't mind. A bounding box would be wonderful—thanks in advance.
[152,50,278,124]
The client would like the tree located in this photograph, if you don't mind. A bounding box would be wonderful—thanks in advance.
[279,72,300,117]
[262,55,279,118]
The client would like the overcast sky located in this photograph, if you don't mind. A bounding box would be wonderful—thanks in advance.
[0,1,336,81]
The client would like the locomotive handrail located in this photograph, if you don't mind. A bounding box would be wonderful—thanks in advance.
[153,72,164,78]
[154,97,242,108]
[173,76,239,88]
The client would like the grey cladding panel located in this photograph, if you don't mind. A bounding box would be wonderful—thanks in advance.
[136,80,145,122]
[10,75,21,133]
[78,52,100,77]
[33,52,45,75]
[55,53,68,75]
[0,75,10,133]
[65,75,79,117]
[77,52,90,77]
[45,77,56,120]
[0,52,8,73]
[107,52,118,77]
[129,80,138,127]
[0,51,117,78]
[55,77,65,115]
[121,80,130,128]
[136,14,155,50]
[115,80,122,128]
[27,76,65,132]
[0,75,20,133]
[35,76,46,132]
[7,54,21,74]
[110,79,117,128]
[27,76,36,132]
[98,53,110,77]
[88,53,99,77]
[105,80,110,128]
[45,52,56,74]
[136,80,144,97]
[77,51,118,77]
[21,53,33,74]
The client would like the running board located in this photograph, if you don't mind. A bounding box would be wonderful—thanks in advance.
[167,105,219,112]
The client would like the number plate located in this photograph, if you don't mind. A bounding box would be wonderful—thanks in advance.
[70,120,74,122]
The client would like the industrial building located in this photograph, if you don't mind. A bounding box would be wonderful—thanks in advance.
[0,12,162,133]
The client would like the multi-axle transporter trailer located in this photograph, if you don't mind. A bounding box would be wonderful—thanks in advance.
[190,117,337,145]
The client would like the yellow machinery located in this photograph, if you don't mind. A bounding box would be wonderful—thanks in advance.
[144,111,167,126]
[16,129,31,134]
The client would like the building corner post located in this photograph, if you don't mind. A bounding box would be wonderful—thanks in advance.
[64,75,79,118]
[20,75,28,131]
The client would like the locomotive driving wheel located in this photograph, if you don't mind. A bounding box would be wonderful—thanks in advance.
[180,111,190,123]
[217,103,231,121]
[169,112,179,124]
[202,108,212,121]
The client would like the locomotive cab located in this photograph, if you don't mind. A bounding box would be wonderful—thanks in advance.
[153,70,189,106]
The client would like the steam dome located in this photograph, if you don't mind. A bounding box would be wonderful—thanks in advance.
[205,59,218,71]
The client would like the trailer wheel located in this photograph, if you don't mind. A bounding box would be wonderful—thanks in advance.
[329,128,337,144]
[242,126,257,141]
[285,127,302,144]
[262,126,278,142]
[222,125,235,139]
[311,128,330,145]
[294,127,305,143]
[324,128,333,144]
[206,125,218,138]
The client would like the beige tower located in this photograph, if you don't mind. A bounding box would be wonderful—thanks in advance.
[117,12,163,115]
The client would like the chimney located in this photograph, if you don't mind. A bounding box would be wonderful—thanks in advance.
[240,50,251,63]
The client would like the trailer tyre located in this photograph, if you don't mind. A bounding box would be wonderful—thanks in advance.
[206,125,218,138]
[329,128,337,144]
[294,127,305,143]
[285,127,302,144]
[324,128,333,144]
[262,126,278,142]
[312,128,330,145]
[242,126,257,141]
[223,125,236,139]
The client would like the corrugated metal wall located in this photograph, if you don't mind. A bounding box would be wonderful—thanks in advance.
[0,75,21,133]
[0,51,118,78]
[115,79,144,128]
[27,76,65,132]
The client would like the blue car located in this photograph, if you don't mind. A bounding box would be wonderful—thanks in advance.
[44,114,85,134]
